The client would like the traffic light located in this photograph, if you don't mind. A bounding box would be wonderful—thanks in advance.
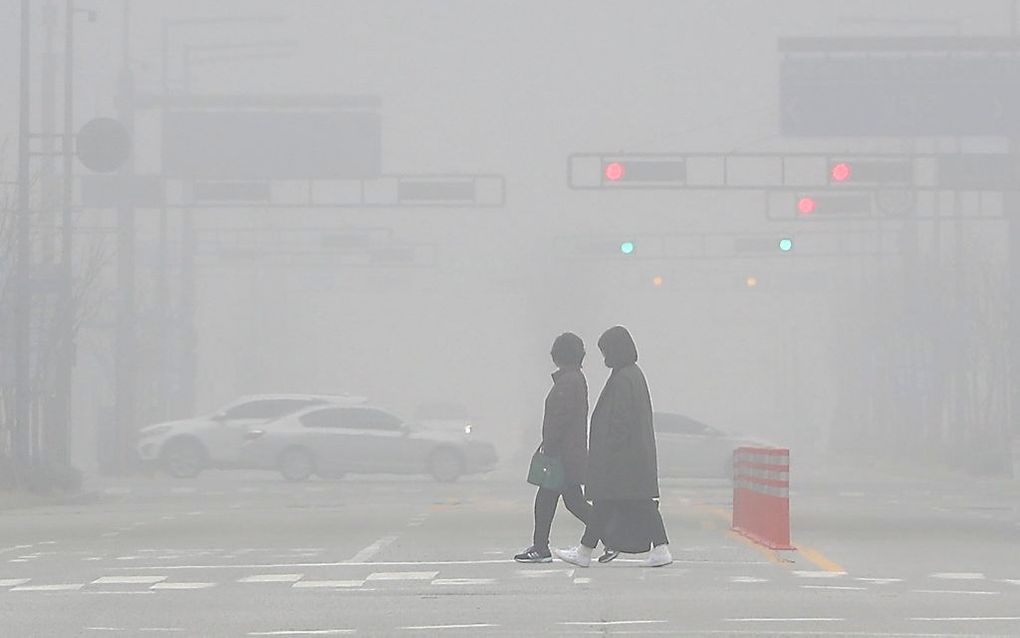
[778,238,794,252]
[795,193,872,217]
[827,159,912,186]
[620,241,636,255]
[568,153,688,189]
[652,275,664,288]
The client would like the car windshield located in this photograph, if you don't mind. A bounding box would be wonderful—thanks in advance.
[221,398,322,420]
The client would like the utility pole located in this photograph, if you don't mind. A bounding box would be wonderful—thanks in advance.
[112,0,137,473]
[14,0,34,466]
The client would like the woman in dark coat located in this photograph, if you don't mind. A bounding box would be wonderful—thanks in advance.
[515,333,593,563]
[553,326,672,568]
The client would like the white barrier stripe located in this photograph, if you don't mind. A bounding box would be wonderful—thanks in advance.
[734,479,789,498]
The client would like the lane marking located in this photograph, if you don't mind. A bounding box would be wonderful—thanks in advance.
[92,576,167,585]
[931,572,985,580]
[238,574,303,583]
[797,546,846,574]
[911,617,1020,622]
[911,589,1001,596]
[724,618,845,623]
[560,621,667,626]
[83,591,155,595]
[573,577,591,584]
[0,579,31,587]
[248,631,354,636]
[150,582,217,590]
[86,628,127,632]
[855,578,903,585]
[292,580,365,589]
[516,568,574,578]
[348,535,398,563]
[114,558,760,571]
[366,571,437,581]
[793,570,847,579]
[431,578,495,586]
[402,624,498,630]
[800,585,867,591]
[138,630,185,633]
[730,576,769,583]
[11,583,84,591]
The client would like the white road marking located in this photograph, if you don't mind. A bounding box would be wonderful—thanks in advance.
[238,574,303,583]
[150,582,217,590]
[931,572,985,580]
[730,576,768,583]
[517,568,574,578]
[1002,579,1020,585]
[911,617,1020,621]
[560,621,667,626]
[792,570,847,578]
[573,577,591,584]
[724,618,845,623]
[366,571,438,581]
[0,579,31,587]
[113,558,754,571]
[93,576,167,585]
[83,591,156,595]
[138,629,185,633]
[292,580,365,588]
[86,628,127,632]
[800,585,867,591]
[911,589,1001,596]
[402,624,498,630]
[11,583,84,591]
[431,578,495,586]
[248,631,354,636]
[9,559,30,563]
[855,578,903,584]
[348,535,398,563]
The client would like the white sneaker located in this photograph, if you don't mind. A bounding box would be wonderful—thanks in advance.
[644,544,673,568]
[553,545,593,568]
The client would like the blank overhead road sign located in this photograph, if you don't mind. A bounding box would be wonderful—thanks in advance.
[162,109,382,180]
[779,37,1020,137]
[77,117,131,173]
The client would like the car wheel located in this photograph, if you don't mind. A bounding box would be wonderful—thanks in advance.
[161,438,206,479]
[279,448,315,482]
[428,448,463,483]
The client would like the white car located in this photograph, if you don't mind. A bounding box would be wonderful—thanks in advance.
[237,404,499,482]
[136,394,366,478]
[654,412,771,479]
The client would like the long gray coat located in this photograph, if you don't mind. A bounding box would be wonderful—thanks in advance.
[586,329,659,501]
[541,366,589,486]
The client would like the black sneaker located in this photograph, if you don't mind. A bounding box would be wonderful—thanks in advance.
[514,545,552,563]
[598,548,620,564]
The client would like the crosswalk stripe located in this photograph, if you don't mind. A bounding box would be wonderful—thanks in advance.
[151,582,217,590]
[0,579,31,587]
[238,574,303,583]
[366,571,437,581]
[292,580,365,588]
[931,572,985,580]
[92,576,167,585]
[11,583,84,592]
[431,578,495,586]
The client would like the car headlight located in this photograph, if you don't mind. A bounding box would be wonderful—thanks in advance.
[464,424,473,435]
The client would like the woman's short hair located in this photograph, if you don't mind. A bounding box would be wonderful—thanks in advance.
[551,332,585,367]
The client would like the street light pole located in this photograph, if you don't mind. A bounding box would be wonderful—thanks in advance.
[14,0,34,466]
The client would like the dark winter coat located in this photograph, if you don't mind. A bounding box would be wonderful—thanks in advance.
[541,366,589,486]
[586,328,659,501]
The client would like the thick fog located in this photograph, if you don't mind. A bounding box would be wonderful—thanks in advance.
[2,2,1019,636]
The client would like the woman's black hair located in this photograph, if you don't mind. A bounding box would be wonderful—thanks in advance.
[551,332,585,367]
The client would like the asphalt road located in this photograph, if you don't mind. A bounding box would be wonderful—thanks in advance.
[1,467,1019,637]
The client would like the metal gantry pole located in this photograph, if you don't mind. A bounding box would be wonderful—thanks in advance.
[52,0,76,467]
[14,0,34,466]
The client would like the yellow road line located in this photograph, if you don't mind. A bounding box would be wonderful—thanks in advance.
[727,530,785,566]
[797,545,846,574]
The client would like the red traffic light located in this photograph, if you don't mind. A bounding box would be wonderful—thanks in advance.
[797,196,817,215]
[831,162,852,183]
[604,162,626,182]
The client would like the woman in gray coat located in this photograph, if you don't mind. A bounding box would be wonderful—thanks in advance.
[515,333,592,563]
[554,326,672,568]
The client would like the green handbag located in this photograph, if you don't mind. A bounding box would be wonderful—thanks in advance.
[527,445,565,490]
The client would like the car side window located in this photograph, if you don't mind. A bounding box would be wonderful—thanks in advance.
[224,399,319,420]
[299,408,345,429]
[337,408,403,431]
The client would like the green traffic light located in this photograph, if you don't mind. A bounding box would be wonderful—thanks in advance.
[620,241,635,255]
[778,238,793,252]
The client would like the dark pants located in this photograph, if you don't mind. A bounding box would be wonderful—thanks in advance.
[532,484,592,550]
[581,499,669,550]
